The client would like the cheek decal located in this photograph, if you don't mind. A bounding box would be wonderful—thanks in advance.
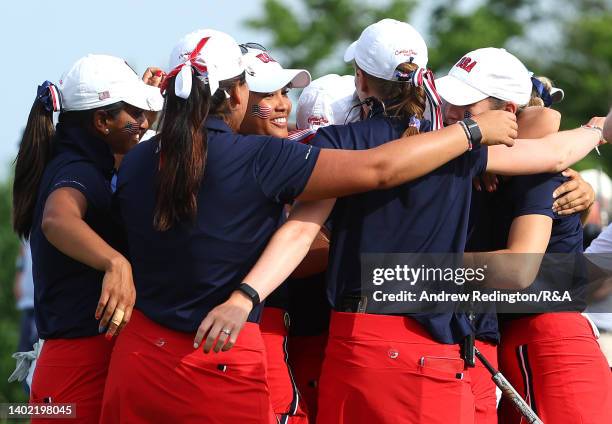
[121,122,141,134]
[251,104,272,119]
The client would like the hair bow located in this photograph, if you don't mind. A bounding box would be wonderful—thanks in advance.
[36,81,62,112]
[161,37,221,99]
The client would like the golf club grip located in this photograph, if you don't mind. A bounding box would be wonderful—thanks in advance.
[492,373,544,424]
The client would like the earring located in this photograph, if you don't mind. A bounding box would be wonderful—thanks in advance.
[105,129,110,134]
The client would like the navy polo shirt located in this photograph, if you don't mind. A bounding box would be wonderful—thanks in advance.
[116,117,320,333]
[465,188,501,343]
[486,174,583,253]
[468,173,584,337]
[310,115,488,344]
[30,124,120,339]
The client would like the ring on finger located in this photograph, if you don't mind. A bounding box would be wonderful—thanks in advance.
[221,328,231,336]
[111,309,125,325]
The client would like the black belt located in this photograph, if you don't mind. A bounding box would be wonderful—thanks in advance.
[337,294,369,313]
[338,294,476,367]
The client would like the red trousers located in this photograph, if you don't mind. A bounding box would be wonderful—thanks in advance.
[288,333,328,422]
[100,309,276,424]
[261,307,309,424]
[472,340,498,424]
[498,312,612,424]
[316,312,475,424]
[30,334,115,423]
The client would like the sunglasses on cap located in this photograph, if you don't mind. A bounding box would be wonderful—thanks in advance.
[239,42,267,54]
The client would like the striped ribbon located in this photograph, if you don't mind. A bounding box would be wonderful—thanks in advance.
[36,81,62,112]
[410,68,443,131]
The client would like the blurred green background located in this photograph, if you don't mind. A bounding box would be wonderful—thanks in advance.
[1,0,610,405]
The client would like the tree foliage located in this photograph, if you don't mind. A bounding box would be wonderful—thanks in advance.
[0,178,24,403]
[246,0,612,172]
[246,0,417,75]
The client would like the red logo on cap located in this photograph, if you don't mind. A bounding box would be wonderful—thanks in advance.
[455,56,477,72]
[256,53,277,64]
[308,116,329,126]
[395,49,418,57]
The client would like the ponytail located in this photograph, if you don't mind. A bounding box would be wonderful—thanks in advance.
[154,71,246,231]
[12,82,61,238]
[154,73,210,231]
[360,63,430,137]
[529,76,554,107]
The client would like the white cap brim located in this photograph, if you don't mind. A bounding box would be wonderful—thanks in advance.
[123,83,164,111]
[550,87,564,104]
[344,41,357,63]
[435,75,489,106]
[247,68,311,93]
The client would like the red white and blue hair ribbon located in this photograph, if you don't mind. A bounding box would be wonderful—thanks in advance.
[161,37,220,99]
[410,68,443,131]
[530,76,553,107]
[36,81,62,112]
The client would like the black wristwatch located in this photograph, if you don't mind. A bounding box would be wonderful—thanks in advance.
[462,117,482,148]
[236,283,260,306]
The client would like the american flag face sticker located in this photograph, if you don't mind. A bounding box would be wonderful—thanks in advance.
[251,104,272,119]
[121,122,141,134]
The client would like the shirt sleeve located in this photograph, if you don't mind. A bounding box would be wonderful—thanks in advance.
[469,145,489,177]
[585,224,612,271]
[49,161,110,210]
[510,173,560,219]
[254,137,321,203]
[586,224,612,254]
[310,125,346,150]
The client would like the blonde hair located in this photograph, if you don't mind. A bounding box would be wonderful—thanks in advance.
[528,75,554,107]
[360,63,427,137]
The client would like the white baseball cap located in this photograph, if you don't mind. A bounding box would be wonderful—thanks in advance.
[344,19,428,80]
[436,48,532,106]
[297,74,359,130]
[59,54,164,112]
[242,47,310,93]
[168,29,245,97]
[550,87,564,104]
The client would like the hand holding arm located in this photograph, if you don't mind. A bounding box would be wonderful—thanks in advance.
[552,169,595,219]
[42,188,135,339]
[193,199,335,353]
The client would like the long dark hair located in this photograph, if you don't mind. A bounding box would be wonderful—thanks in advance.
[12,100,55,238]
[12,98,125,239]
[154,72,246,231]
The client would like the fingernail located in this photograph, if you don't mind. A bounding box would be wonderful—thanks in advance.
[99,326,107,333]
[193,343,199,349]
[105,333,112,340]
